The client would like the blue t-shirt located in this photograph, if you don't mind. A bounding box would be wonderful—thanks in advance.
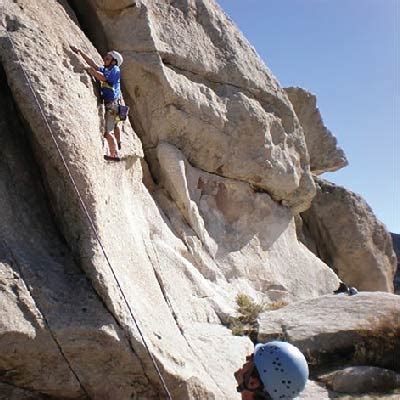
[98,65,120,102]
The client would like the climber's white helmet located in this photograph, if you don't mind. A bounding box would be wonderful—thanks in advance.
[108,50,123,66]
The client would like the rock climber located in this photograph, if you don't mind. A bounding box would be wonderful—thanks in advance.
[71,46,124,161]
[234,341,309,400]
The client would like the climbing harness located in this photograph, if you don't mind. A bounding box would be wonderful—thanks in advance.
[1,24,172,400]
[118,103,130,121]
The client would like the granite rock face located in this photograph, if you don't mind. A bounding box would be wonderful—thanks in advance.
[0,0,339,398]
[71,0,317,212]
[285,87,348,175]
[300,178,396,292]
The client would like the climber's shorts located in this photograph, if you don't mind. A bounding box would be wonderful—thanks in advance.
[104,101,121,134]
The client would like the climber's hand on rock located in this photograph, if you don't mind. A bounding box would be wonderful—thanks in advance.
[85,66,95,75]
[70,45,81,55]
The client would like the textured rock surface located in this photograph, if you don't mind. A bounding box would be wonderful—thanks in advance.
[154,143,337,302]
[285,87,348,175]
[390,233,400,294]
[71,0,317,212]
[258,293,400,371]
[319,366,400,394]
[300,177,396,292]
[0,0,340,398]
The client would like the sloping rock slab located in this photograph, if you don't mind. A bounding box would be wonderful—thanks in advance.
[319,366,400,394]
[0,57,155,399]
[285,87,347,174]
[258,293,400,371]
[300,178,396,292]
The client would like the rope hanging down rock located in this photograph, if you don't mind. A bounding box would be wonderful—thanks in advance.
[0,23,172,400]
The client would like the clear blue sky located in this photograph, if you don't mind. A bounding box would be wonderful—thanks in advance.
[218,0,399,233]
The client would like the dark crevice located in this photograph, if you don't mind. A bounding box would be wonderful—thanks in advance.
[67,0,109,56]
[300,208,335,272]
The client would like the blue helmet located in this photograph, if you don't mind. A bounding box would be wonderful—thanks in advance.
[254,341,308,399]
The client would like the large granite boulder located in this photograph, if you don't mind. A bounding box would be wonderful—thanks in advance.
[300,178,396,292]
[285,87,348,175]
[0,0,338,398]
[319,366,400,394]
[258,293,400,372]
[71,0,317,212]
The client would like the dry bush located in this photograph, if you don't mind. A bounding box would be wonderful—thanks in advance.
[228,294,289,338]
[228,294,266,338]
[235,294,265,324]
[354,310,400,371]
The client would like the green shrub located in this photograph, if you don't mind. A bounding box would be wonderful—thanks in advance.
[354,310,400,372]
[228,294,289,339]
[228,294,265,338]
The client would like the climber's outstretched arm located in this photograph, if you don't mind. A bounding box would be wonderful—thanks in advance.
[70,45,98,69]
[85,66,106,82]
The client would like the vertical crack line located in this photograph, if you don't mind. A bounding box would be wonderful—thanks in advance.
[2,240,91,400]
[143,239,226,396]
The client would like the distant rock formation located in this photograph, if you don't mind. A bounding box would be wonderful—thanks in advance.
[299,178,396,292]
[391,233,400,294]
[285,87,348,175]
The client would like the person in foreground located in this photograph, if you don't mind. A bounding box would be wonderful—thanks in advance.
[234,341,309,400]
[71,46,124,161]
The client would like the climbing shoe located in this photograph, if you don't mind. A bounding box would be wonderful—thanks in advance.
[104,155,121,162]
